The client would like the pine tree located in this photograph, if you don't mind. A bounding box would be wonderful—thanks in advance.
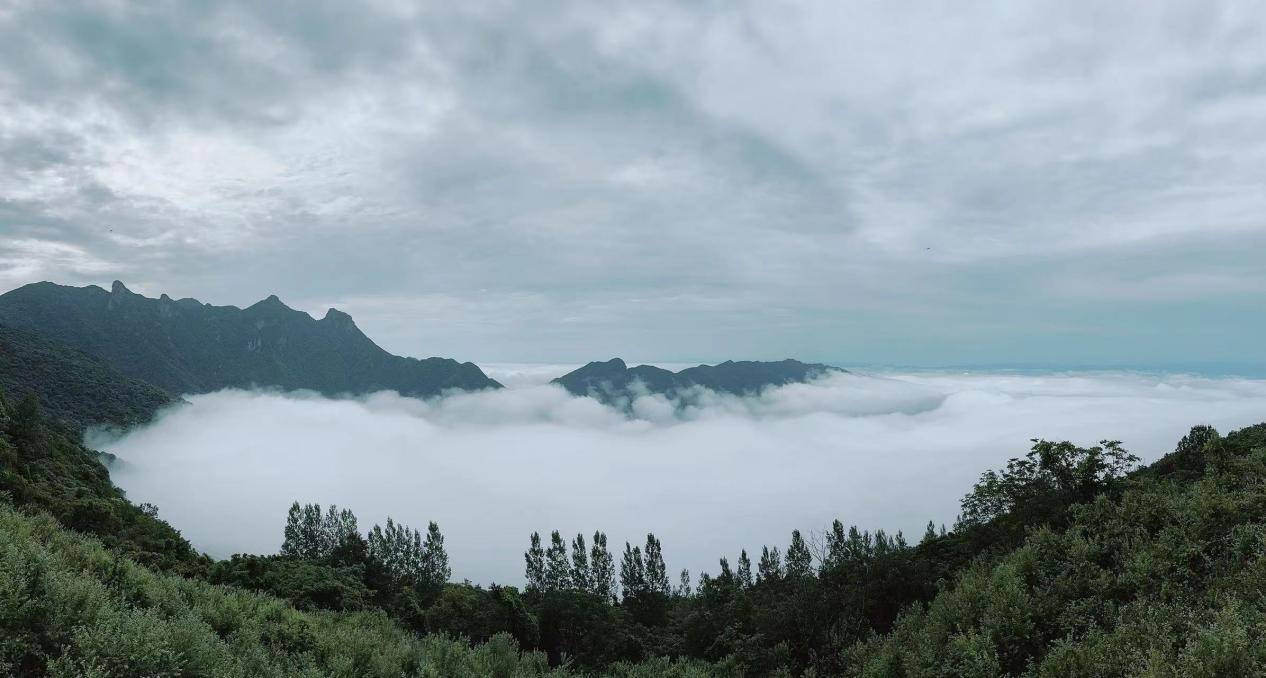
[676,568,693,597]
[420,521,450,595]
[366,517,437,589]
[545,530,571,591]
[845,525,872,562]
[786,529,812,578]
[644,534,670,595]
[590,531,616,602]
[922,520,938,545]
[757,545,783,583]
[281,501,305,557]
[315,504,359,558]
[823,519,848,571]
[874,529,891,558]
[301,504,324,558]
[717,557,734,587]
[620,542,646,600]
[737,549,753,589]
[570,533,592,593]
[281,501,332,560]
[525,532,546,592]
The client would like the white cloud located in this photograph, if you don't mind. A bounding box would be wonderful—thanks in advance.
[101,371,1266,586]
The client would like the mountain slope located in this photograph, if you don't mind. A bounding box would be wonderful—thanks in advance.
[0,324,175,431]
[0,281,501,398]
[553,357,844,406]
[837,423,1266,675]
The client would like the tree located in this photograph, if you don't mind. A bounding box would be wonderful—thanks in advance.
[420,521,450,597]
[716,557,734,587]
[590,531,616,602]
[1177,424,1219,457]
[922,520,938,545]
[958,439,1139,528]
[737,550,753,589]
[677,568,693,597]
[545,531,571,591]
[620,543,646,601]
[366,516,444,594]
[1157,424,1221,476]
[786,529,812,578]
[281,502,324,559]
[644,534,670,595]
[525,532,545,592]
[570,533,592,593]
[844,526,872,563]
[322,505,359,556]
[282,502,359,562]
[757,546,782,583]
[823,519,849,571]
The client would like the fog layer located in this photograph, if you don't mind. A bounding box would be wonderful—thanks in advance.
[104,371,1266,585]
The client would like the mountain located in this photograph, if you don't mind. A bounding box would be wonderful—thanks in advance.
[0,324,176,431]
[552,357,844,405]
[0,281,501,399]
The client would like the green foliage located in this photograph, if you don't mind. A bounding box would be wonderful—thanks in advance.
[590,531,616,602]
[208,554,374,612]
[0,396,199,572]
[958,438,1139,529]
[0,324,174,433]
[526,532,546,592]
[0,501,566,677]
[425,583,539,648]
[365,517,450,603]
[839,424,1266,676]
[545,531,572,592]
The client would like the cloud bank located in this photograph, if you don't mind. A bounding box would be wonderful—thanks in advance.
[102,371,1266,586]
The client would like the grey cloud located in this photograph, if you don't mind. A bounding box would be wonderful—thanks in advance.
[0,1,1263,366]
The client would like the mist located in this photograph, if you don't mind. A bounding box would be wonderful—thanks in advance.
[101,370,1266,586]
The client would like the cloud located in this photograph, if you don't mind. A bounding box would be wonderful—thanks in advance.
[1,2,1264,365]
[101,371,1266,586]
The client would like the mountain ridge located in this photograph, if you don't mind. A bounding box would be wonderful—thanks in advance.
[0,281,502,399]
[552,357,845,406]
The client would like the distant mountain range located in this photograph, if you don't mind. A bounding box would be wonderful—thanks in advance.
[552,357,844,406]
[0,281,849,426]
[0,282,502,409]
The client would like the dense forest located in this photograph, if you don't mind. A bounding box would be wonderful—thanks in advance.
[3,374,1266,675]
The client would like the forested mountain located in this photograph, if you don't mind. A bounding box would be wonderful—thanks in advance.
[553,358,844,406]
[0,281,501,398]
[0,324,175,431]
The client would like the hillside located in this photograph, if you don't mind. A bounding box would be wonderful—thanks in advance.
[553,358,844,407]
[838,423,1266,675]
[0,281,501,399]
[0,324,175,431]
[0,503,727,677]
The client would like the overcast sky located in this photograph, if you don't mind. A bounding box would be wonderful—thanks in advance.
[1,2,1263,367]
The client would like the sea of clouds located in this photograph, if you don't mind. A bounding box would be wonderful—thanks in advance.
[100,368,1266,586]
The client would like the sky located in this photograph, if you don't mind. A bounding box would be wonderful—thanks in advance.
[102,370,1266,585]
[1,1,1264,367]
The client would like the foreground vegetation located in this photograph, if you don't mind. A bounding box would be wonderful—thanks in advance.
[3,379,1266,675]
